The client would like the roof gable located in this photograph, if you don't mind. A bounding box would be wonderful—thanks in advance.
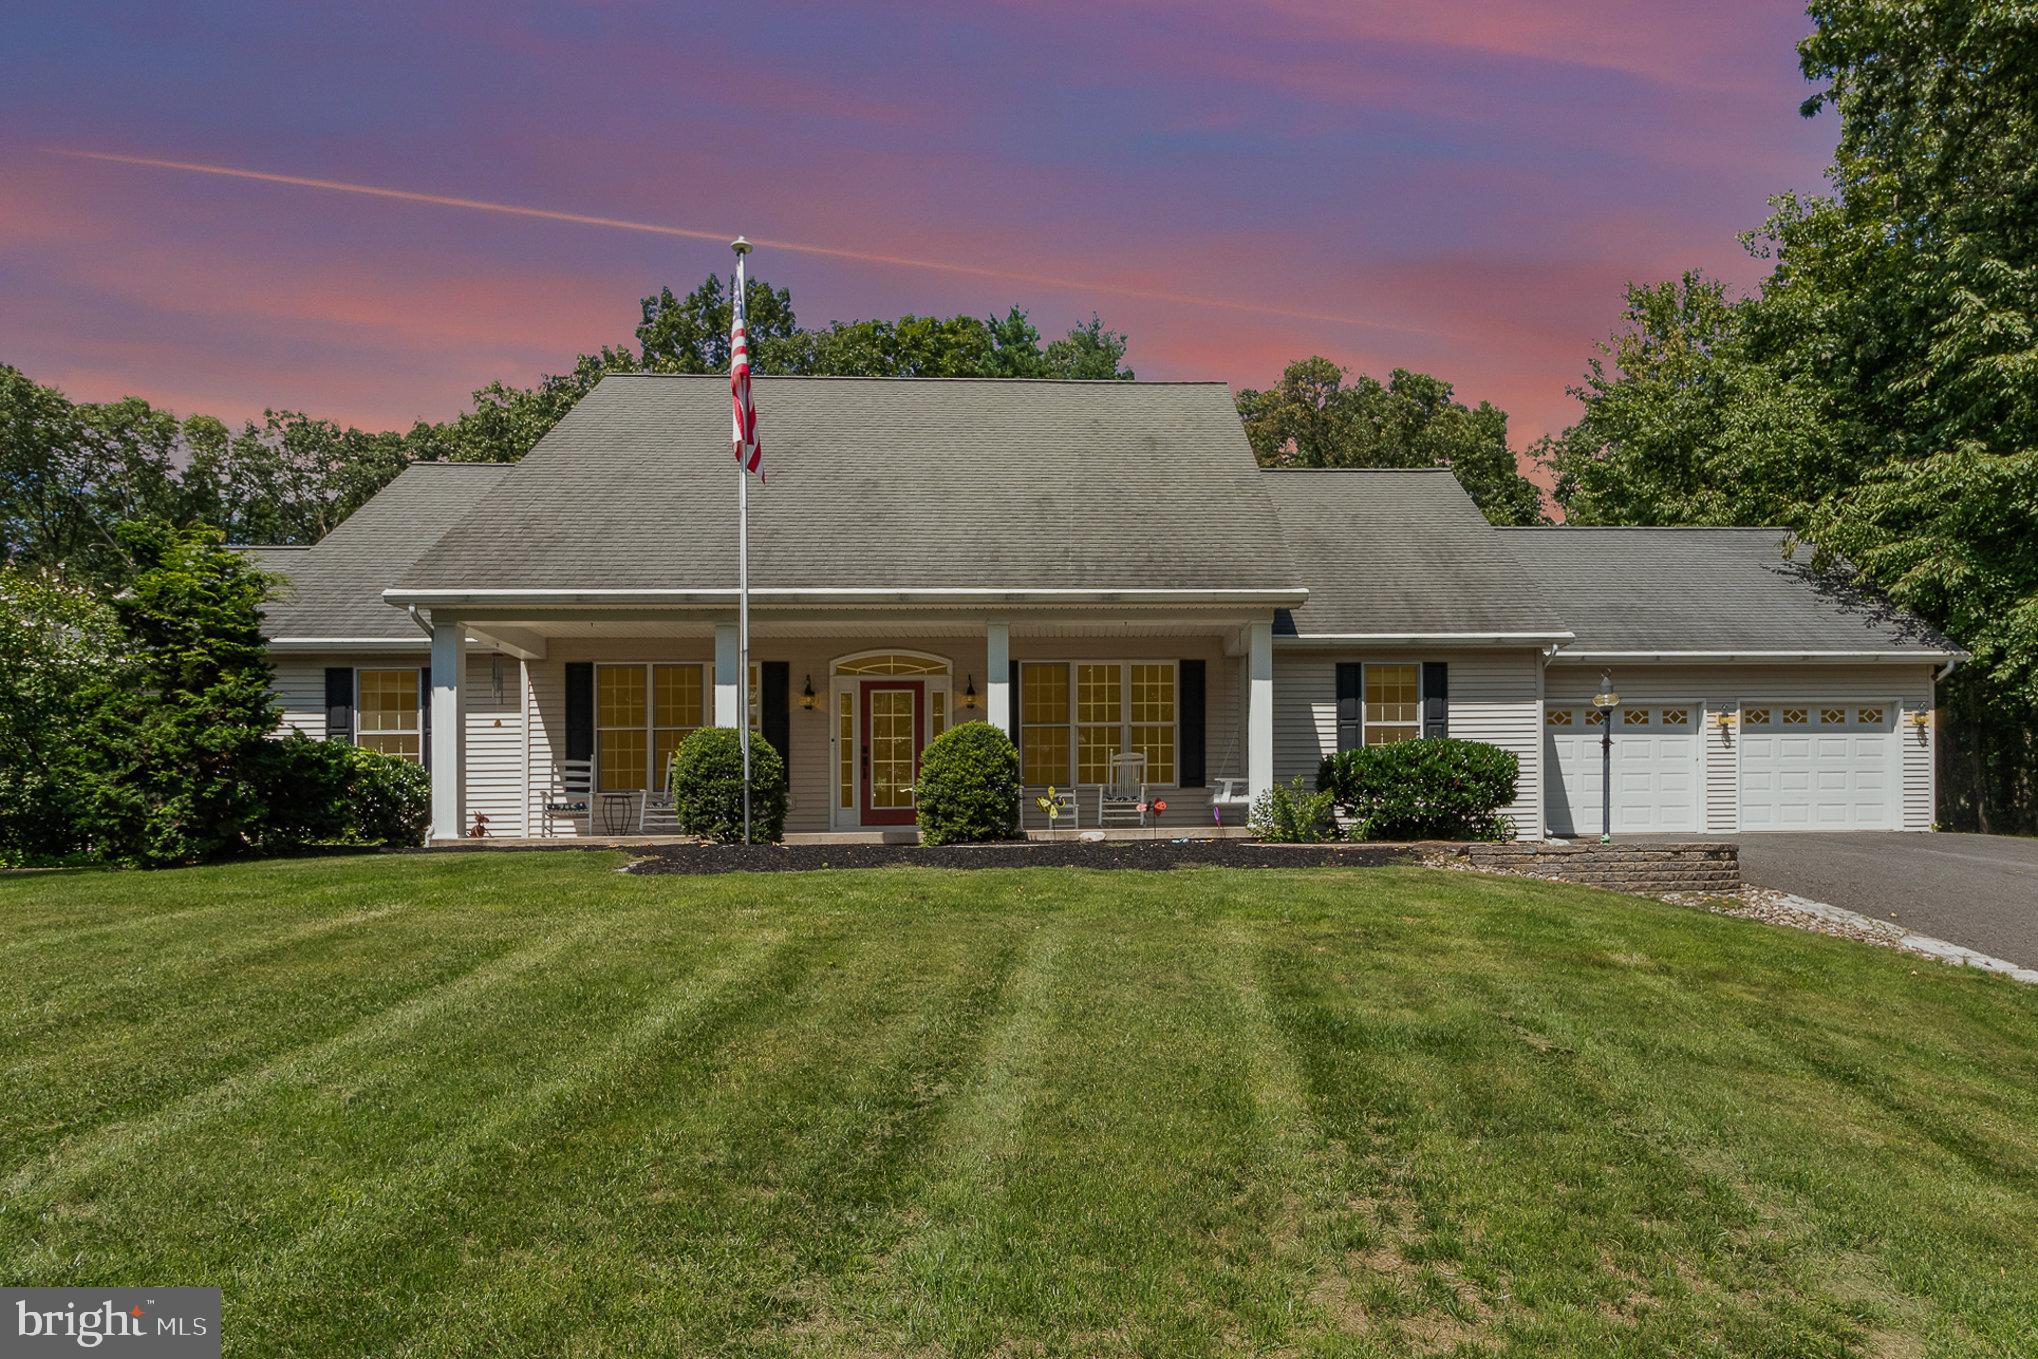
[395,375,1299,597]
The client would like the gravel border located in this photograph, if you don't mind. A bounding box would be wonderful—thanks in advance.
[621,839,1415,875]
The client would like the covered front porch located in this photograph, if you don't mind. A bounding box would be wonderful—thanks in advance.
[418,604,1281,843]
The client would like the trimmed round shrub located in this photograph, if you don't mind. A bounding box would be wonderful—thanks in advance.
[1318,737,1518,841]
[672,727,788,843]
[260,733,431,849]
[914,721,1021,845]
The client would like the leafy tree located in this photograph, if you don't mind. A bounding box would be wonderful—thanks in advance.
[1541,274,1843,527]
[1237,358,1544,524]
[70,521,281,865]
[0,566,119,864]
[1,367,188,580]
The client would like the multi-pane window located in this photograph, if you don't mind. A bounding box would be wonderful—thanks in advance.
[597,666,649,792]
[1363,664,1420,745]
[597,662,735,793]
[653,665,706,789]
[1744,707,1771,726]
[1545,708,1574,727]
[1585,707,1607,726]
[1821,706,1846,725]
[1858,706,1884,725]
[1020,662,1071,786]
[1020,661,1178,785]
[1129,663,1176,784]
[1075,664,1122,783]
[837,691,855,810]
[357,669,422,762]
[1626,707,1652,727]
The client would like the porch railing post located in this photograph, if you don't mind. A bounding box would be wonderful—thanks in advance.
[985,621,1011,735]
[429,614,466,841]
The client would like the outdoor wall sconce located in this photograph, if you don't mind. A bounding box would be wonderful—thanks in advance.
[1715,711,1735,729]
[800,675,818,709]
[960,674,979,709]
[1908,710,1930,728]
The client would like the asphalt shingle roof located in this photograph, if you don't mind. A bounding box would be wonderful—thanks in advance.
[395,374,1299,595]
[253,462,514,640]
[1261,469,1570,638]
[1503,527,1955,654]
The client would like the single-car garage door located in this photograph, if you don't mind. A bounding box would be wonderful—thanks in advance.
[1544,702,1701,835]
[1739,702,1898,830]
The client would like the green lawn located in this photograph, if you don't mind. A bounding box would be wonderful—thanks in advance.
[2,855,2036,1357]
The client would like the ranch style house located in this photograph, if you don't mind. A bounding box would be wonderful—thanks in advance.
[250,374,1960,843]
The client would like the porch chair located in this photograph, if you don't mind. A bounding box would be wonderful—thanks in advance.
[539,758,593,836]
[1210,777,1251,826]
[637,788,680,835]
[1097,753,1149,828]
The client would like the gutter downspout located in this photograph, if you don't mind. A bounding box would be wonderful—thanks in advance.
[1929,657,1960,834]
[406,604,434,641]
[1934,657,1961,683]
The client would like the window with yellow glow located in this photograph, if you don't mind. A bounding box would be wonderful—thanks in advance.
[652,664,705,791]
[1546,708,1574,727]
[1020,662,1070,786]
[1363,664,1420,745]
[1018,661,1178,786]
[357,669,421,762]
[1075,664,1122,783]
[596,666,649,791]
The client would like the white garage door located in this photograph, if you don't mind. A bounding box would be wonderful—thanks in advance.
[1739,702,1898,830]
[1544,703,1701,836]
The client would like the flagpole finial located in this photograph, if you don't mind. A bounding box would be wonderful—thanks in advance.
[731,235,752,257]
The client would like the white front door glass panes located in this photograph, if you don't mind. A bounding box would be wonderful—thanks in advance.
[357,668,422,762]
[867,687,918,811]
[1363,663,1420,745]
[1019,661,1178,786]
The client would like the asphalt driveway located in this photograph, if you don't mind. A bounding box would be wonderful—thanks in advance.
[1728,833,2038,969]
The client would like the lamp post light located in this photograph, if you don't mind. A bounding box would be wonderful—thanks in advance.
[1592,667,1620,844]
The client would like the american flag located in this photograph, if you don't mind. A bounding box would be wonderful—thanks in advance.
[730,251,763,480]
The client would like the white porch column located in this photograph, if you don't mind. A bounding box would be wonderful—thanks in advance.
[1247,618,1274,803]
[713,623,741,727]
[984,621,1011,735]
[429,616,466,841]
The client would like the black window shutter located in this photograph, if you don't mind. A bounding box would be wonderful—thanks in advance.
[761,661,789,761]
[564,662,594,763]
[1008,660,1021,759]
[1423,661,1449,739]
[1178,659,1207,787]
[325,667,355,744]
[1335,663,1362,751]
[419,666,433,771]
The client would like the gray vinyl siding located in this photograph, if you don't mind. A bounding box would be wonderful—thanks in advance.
[1273,648,1544,839]
[271,651,526,836]
[1543,663,1939,833]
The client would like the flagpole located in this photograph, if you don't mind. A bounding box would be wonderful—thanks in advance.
[733,240,753,846]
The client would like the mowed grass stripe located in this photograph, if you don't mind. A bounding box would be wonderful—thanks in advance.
[2,914,611,1211]
[377,899,1038,1357]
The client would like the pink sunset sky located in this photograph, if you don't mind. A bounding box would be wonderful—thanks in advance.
[2,1,1836,453]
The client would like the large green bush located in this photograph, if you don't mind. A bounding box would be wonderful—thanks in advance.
[672,727,787,843]
[914,721,1020,845]
[1318,738,1519,842]
[262,733,431,849]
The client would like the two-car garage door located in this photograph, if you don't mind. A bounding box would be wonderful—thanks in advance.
[1544,699,1900,834]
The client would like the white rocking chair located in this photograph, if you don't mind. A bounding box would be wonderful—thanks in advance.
[540,758,592,836]
[1097,753,1149,828]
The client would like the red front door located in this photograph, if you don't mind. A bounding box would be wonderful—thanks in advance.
[860,681,925,825]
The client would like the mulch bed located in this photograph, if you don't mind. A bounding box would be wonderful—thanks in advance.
[620,839,1416,875]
